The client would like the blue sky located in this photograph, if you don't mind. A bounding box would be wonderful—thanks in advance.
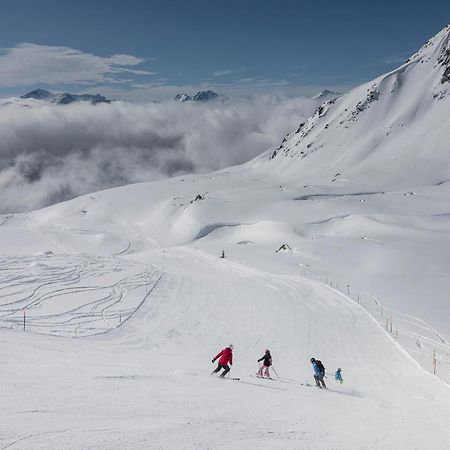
[1,0,449,100]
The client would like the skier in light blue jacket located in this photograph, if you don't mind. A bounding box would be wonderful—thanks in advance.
[335,368,343,384]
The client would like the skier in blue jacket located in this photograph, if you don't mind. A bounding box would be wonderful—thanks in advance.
[335,368,343,384]
[310,357,326,388]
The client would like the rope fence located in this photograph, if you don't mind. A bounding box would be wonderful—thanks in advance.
[299,267,450,384]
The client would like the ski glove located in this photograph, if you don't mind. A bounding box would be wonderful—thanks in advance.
[211,359,215,363]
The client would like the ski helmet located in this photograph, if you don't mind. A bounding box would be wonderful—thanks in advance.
[310,357,316,363]
[337,368,341,371]
[265,349,270,353]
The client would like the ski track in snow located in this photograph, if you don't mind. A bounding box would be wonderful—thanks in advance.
[0,254,161,337]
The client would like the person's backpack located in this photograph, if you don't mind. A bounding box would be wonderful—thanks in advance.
[316,360,325,374]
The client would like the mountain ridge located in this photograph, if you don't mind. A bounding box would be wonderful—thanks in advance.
[20,89,112,105]
[174,90,225,103]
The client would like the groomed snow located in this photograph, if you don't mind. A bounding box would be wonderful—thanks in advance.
[2,247,450,449]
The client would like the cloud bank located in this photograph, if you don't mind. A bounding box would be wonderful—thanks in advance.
[0,43,153,87]
[0,96,320,213]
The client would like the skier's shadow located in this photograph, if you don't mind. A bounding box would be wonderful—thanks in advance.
[326,388,364,398]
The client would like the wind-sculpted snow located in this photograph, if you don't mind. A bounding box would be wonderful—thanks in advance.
[0,254,161,336]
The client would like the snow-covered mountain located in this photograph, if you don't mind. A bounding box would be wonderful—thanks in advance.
[20,88,112,105]
[174,93,193,102]
[265,24,450,187]
[174,90,225,102]
[2,24,450,450]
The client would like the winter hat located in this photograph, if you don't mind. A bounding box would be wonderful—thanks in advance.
[229,344,234,349]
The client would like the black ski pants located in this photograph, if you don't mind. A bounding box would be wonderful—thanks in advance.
[213,363,230,377]
[314,374,326,388]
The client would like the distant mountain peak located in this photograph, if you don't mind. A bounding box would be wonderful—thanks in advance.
[174,93,193,103]
[174,90,225,103]
[20,89,54,100]
[312,90,341,100]
[20,89,111,105]
[193,90,222,102]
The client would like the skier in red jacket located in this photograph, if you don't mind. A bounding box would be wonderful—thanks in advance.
[211,345,233,377]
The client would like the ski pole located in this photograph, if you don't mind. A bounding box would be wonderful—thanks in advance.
[271,366,280,379]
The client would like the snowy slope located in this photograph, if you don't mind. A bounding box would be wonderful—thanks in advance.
[2,245,450,449]
[2,24,450,449]
[264,24,450,187]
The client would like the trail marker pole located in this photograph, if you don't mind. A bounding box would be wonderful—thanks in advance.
[432,349,437,375]
[347,284,350,296]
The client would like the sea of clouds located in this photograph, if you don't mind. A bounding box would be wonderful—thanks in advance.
[0,95,320,213]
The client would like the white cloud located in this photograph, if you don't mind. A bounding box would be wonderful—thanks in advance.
[383,55,408,65]
[212,68,251,78]
[0,95,323,213]
[0,43,154,87]
[212,69,233,77]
